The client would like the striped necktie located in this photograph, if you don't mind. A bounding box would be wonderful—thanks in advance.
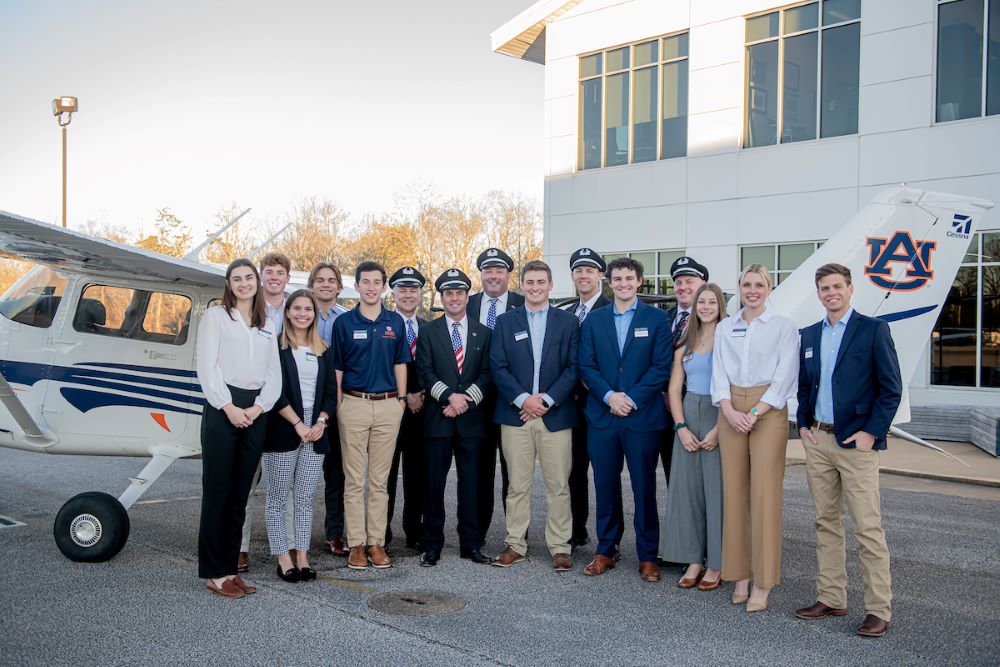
[486,297,498,329]
[674,310,689,336]
[406,319,417,358]
[451,321,464,373]
[576,303,587,325]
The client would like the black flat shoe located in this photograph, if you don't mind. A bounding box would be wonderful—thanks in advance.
[419,551,440,567]
[277,564,301,583]
[298,567,317,581]
[460,548,491,564]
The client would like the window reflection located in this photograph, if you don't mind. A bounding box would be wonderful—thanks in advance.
[605,73,630,166]
[936,0,984,122]
[662,60,688,158]
[633,67,658,162]
[821,23,860,137]
[746,41,779,147]
[782,32,818,142]
[579,79,602,170]
[983,265,1000,387]
[932,267,979,386]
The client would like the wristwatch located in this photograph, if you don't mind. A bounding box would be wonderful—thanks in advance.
[317,416,328,425]
[750,407,760,417]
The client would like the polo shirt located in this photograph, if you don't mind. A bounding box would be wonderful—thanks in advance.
[332,305,411,393]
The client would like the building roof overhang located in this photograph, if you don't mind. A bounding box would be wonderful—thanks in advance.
[490,0,582,63]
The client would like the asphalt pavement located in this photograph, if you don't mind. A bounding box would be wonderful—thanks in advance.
[0,446,998,666]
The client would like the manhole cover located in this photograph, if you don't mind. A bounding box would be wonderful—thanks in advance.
[367,590,466,617]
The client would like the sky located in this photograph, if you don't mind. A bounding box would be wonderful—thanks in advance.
[0,1,543,236]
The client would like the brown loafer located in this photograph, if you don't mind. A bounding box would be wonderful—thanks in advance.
[347,545,369,569]
[231,575,256,594]
[368,544,392,569]
[552,553,573,571]
[583,554,616,576]
[697,574,722,591]
[639,561,661,583]
[328,537,348,557]
[492,546,526,568]
[795,601,848,620]
[677,568,703,589]
[206,579,244,599]
[237,552,249,573]
[856,614,891,637]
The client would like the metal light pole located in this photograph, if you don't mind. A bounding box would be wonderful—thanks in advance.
[52,96,78,228]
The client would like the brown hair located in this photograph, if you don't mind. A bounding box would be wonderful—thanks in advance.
[307,261,343,289]
[520,259,552,282]
[222,258,267,329]
[279,289,328,354]
[259,252,291,273]
[607,256,644,280]
[814,262,852,286]
[677,283,727,350]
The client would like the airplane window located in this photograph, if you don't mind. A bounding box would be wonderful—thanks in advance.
[0,266,68,329]
[143,292,192,345]
[74,284,192,346]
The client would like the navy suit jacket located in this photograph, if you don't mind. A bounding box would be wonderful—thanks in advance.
[490,306,579,432]
[578,300,672,432]
[265,346,337,454]
[796,312,902,450]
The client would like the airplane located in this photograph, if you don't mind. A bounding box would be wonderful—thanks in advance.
[0,185,992,564]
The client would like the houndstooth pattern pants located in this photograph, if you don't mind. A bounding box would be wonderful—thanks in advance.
[262,409,325,554]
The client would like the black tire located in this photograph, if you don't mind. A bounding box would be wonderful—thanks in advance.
[53,492,130,562]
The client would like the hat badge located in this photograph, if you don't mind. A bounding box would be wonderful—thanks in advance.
[486,248,499,257]
[447,269,459,277]
[402,267,414,275]
[678,257,689,265]
[579,248,591,256]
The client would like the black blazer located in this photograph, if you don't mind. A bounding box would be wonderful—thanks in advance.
[796,312,902,451]
[400,315,428,394]
[560,293,611,314]
[265,345,337,454]
[416,316,493,438]
[468,291,524,323]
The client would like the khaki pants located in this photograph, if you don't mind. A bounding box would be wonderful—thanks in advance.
[337,394,403,548]
[500,420,572,556]
[718,385,788,589]
[805,428,892,621]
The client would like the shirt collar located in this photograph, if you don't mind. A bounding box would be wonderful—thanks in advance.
[446,314,468,328]
[526,304,549,318]
[738,306,772,324]
[354,304,388,323]
[580,293,602,311]
[614,299,639,316]
[823,307,853,329]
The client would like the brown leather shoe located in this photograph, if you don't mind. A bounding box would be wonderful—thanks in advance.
[697,573,722,591]
[328,537,348,557]
[583,554,616,576]
[795,601,848,620]
[856,614,891,637]
[206,579,244,599]
[677,567,703,589]
[639,561,661,582]
[231,575,256,594]
[368,544,392,569]
[492,546,526,568]
[347,545,369,569]
[552,553,573,571]
[237,552,249,573]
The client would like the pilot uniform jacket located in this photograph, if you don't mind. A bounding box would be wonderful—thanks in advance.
[264,345,337,455]
[416,316,493,439]
[578,300,672,432]
[796,312,902,451]
[490,306,580,432]
[468,291,525,321]
[403,317,429,395]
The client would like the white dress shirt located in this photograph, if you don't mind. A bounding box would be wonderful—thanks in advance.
[576,292,603,321]
[445,314,468,352]
[710,307,800,409]
[264,298,286,334]
[196,305,282,411]
[402,315,420,338]
[477,291,509,326]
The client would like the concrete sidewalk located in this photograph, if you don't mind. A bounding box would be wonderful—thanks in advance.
[786,436,1000,487]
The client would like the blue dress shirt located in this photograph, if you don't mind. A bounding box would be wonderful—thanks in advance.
[512,305,556,409]
[815,308,853,424]
[604,299,638,409]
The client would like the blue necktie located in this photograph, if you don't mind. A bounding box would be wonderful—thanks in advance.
[486,298,498,330]
[406,319,417,358]
[576,303,587,325]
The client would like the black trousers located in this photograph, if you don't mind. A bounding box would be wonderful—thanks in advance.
[476,415,510,543]
[386,408,424,545]
[198,386,265,579]
[423,435,482,553]
[322,418,345,541]
[571,395,625,546]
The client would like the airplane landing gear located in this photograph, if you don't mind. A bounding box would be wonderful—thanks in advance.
[53,492,130,562]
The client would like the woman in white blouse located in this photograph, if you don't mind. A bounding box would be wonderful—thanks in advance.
[196,258,281,599]
[710,263,799,613]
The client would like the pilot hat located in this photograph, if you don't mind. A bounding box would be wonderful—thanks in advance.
[388,266,426,289]
[670,256,709,281]
[435,268,472,292]
[476,247,514,272]
[569,247,606,272]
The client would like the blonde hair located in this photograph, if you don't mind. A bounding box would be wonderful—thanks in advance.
[677,283,727,351]
[279,289,328,355]
[739,263,773,291]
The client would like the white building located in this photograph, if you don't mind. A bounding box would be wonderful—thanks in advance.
[492,0,1000,412]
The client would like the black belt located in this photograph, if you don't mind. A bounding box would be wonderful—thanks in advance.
[814,421,835,434]
[344,389,398,401]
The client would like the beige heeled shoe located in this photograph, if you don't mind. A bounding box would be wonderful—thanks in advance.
[746,587,770,613]
[732,588,750,605]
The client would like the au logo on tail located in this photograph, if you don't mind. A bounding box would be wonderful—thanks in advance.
[864,231,937,292]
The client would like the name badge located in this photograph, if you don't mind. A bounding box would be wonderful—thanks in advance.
[731,328,747,338]
[634,327,649,338]
[353,330,368,340]
[514,331,529,342]
[804,347,813,359]
[257,328,272,338]
[305,351,318,361]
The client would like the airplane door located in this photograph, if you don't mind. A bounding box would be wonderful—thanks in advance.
[44,281,198,447]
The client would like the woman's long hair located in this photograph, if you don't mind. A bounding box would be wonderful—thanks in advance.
[280,289,328,355]
[677,282,727,351]
[222,258,267,329]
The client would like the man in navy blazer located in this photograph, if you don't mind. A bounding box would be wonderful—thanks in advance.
[489,260,579,571]
[794,262,901,638]
[579,257,672,582]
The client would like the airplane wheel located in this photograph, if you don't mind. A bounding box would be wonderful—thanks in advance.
[53,492,130,562]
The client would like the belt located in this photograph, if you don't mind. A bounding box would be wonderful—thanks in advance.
[814,421,835,434]
[344,389,398,401]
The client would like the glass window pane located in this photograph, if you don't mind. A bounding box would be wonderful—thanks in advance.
[579,78,603,170]
[983,231,1000,262]
[965,234,980,263]
[823,0,861,25]
[630,252,656,275]
[821,22,860,137]
[936,0,984,122]
[745,41,779,147]
[607,47,629,71]
[741,245,774,271]
[785,3,818,33]
[657,277,674,295]
[143,292,192,344]
[931,266,978,386]
[635,40,658,66]
[663,33,689,60]
[580,53,603,78]
[982,265,1000,387]
[661,60,689,159]
[633,67,658,162]
[75,285,132,335]
[747,13,779,42]
[605,73,629,167]
[988,0,1000,116]
[782,32,818,143]
[658,250,685,274]
[778,243,814,270]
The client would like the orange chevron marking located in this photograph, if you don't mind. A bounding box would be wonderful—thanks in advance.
[151,412,171,432]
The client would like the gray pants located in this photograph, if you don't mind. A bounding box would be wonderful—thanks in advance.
[659,392,723,569]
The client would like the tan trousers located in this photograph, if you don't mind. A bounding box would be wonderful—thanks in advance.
[500,420,572,556]
[337,394,403,548]
[718,384,788,589]
[805,428,892,621]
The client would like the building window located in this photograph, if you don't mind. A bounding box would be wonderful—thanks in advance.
[740,241,823,285]
[579,32,689,170]
[936,0,1000,122]
[931,231,1000,388]
[744,1,860,148]
[602,249,685,295]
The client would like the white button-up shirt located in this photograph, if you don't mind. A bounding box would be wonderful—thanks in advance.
[477,291,509,326]
[710,307,800,409]
[196,305,282,411]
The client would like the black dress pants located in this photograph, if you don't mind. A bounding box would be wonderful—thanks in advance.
[322,418,345,541]
[476,415,510,543]
[198,386,265,579]
[423,435,482,553]
[386,408,424,545]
